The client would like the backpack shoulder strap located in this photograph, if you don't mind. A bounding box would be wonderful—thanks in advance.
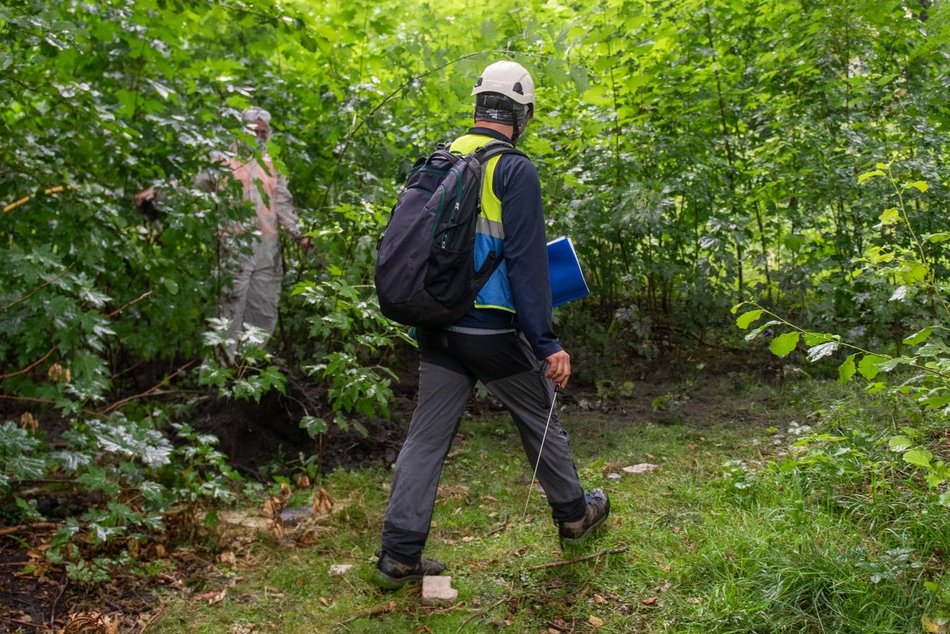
[473,141,527,164]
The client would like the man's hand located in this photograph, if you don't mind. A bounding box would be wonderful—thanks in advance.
[133,186,157,208]
[544,349,571,389]
[295,235,313,252]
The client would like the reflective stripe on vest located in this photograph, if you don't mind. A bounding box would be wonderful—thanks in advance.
[448,134,515,313]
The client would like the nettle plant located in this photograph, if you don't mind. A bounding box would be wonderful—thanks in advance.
[198,318,287,402]
[734,164,949,503]
[0,412,241,583]
[292,274,413,437]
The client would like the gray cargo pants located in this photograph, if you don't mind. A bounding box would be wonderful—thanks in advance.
[381,328,587,564]
[221,239,282,361]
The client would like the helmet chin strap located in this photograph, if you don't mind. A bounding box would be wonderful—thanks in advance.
[511,118,522,144]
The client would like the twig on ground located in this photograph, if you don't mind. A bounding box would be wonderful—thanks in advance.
[138,608,165,633]
[338,600,397,626]
[650,513,671,530]
[49,579,67,629]
[0,522,59,537]
[0,616,46,629]
[485,513,509,537]
[422,602,467,616]
[456,595,509,632]
[523,546,629,572]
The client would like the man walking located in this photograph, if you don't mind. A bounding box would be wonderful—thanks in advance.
[374,61,609,590]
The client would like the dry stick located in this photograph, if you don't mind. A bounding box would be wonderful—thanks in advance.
[0,289,150,381]
[98,360,196,415]
[523,546,629,572]
[338,600,397,626]
[0,616,45,630]
[138,608,165,634]
[49,579,68,630]
[0,522,59,537]
[485,513,509,537]
[1,267,72,313]
[0,394,100,417]
[104,290,153,319]
[456,595,509,633]
[0,344,57,380]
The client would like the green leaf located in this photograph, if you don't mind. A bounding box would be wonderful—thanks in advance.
[838,354,856,384]
[299,416,328,438]
[903,327,932,346]
[899,262,929,285]
[769,332,800,357]
[925,232,950,244]
[888,435,912,452]
[736,309,763,330]
[858,169,885,184]
[878,356,913,372]
[858,355,887,380]
[783,234,805,251]
[878,208,900,225]
[903,447,933,469]
[803,332,834,347]
[904,180,928,192]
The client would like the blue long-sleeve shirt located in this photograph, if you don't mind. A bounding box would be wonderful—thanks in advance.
[454,127,562,360]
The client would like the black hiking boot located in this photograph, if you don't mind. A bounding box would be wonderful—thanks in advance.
[558,489,610,544]
[372,550,446,590]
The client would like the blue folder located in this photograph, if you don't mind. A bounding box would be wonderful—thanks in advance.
[547,236,590,307]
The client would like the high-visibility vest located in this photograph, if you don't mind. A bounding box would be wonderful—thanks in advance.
[449,133,515,313]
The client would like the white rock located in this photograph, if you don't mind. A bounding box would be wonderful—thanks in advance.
[329,564,353,576]
[622,463,660,475]
[606,473,621,481]
[421,575,458,605]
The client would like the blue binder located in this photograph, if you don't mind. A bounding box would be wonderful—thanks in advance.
[547,237,590,307]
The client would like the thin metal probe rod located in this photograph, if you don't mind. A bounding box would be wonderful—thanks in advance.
[523,386,559,520]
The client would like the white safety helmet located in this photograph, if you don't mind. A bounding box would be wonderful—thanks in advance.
[242,106,271,124]
[472,61,536,110]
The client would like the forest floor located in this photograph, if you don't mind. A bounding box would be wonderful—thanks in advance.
[2,356,925,633]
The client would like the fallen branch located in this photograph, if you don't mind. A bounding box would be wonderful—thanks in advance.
[0,522,59,537]
[0,616,45,630]
[338,600,397,626]
[484,513,509,537]
[524,546,629,572]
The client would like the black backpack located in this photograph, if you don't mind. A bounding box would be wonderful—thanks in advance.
[375,141,526,328]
